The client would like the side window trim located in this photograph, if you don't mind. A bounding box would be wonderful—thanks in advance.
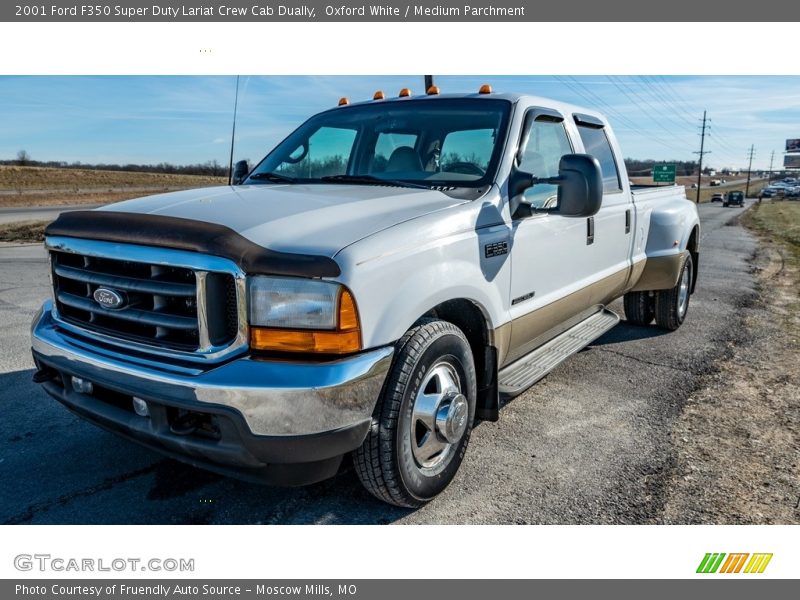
[573,112,605,128]
[516,107,572,167]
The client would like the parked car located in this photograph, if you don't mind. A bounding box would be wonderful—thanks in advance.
[760,187,779,198]
[709,179,722,186]
[723,191,744,207]
[711,193,724,202]
[31,89,701,506]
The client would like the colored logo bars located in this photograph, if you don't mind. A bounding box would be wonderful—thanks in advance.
[696,553,773,574]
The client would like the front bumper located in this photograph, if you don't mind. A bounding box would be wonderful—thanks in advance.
[31,301,394,485]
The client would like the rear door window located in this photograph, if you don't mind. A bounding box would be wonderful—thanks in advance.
[576,124,622,194]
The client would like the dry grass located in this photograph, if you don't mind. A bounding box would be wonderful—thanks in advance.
[629,176,767,203]
[744,200,800,260]
[664,200,800,524]
[0,165,226,190]
[0,220,48,243]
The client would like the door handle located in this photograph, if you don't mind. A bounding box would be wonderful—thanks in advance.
[625,209,631,234]
[586,216,594,245]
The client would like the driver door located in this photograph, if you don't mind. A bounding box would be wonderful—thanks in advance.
[505,110,601,365]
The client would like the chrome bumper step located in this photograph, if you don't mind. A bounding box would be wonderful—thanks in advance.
[498,308,619,396]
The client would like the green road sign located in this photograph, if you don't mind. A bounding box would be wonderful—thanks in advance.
[653,164,676,183]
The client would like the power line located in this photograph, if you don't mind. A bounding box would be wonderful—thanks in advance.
[653,76,745,167]
[627,77,693,133]
[642,76,698,127]
[555,76,687,155]
[607,76,692,142]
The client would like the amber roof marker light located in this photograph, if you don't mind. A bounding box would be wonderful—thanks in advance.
[399,88,412,97]
[373,90,385,100]
[338,97,349,106]
[479,84,493,94]
[426,85,440,95]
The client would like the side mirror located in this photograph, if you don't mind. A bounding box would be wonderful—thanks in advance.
[510,153,603,218]
[555,154,603,217]
[232,160,250,185]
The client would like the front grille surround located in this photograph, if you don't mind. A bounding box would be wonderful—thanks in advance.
[46,235,248,364]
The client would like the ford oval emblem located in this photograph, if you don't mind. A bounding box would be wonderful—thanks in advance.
[93,287,125,309]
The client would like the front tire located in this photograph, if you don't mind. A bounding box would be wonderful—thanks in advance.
[353,319,476,508]
[654,254,693,330]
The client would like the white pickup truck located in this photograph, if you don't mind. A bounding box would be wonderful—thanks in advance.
[31,88,700,507]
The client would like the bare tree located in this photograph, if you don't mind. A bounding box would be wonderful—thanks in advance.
[16,150,31,166]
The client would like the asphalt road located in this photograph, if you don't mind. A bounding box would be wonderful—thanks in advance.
[0,201,758,524]
[0,204,104,225]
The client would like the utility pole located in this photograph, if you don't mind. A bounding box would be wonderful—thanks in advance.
[693,110,709,203]
[745,144,755,198]
[768,150,775,183]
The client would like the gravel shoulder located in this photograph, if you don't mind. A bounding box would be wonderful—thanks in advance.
[663,202,800,524]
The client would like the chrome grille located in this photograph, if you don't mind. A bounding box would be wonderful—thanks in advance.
[50,250,237,352]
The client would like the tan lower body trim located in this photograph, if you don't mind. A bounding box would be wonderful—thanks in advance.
[503,267,629,366]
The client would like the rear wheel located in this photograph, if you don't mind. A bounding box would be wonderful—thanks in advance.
[623,291,655,326]
[353,319,476,508]
[654,254,693,330]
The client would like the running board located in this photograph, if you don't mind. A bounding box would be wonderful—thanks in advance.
[498,308,620,396]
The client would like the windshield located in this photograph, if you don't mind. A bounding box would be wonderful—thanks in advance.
[246,98,511,188]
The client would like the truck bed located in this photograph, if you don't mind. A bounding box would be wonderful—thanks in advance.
[631,183,688,203]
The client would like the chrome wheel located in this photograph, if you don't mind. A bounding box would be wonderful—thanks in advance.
[410,362,467,471]
[678,260,691,318]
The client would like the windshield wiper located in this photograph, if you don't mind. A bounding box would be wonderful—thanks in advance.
[320,174,429,189]
[247,171,296,184]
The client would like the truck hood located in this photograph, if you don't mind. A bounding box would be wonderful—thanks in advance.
[101,184,465,257]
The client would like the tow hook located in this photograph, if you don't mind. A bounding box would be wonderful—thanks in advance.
[32,366,59,384]
[170,412,202,436]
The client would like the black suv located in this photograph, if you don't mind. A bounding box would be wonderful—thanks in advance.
[724,191,744,207]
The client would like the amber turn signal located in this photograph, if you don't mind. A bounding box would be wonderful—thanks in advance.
[251,328,361,354]
[250,288,362,354]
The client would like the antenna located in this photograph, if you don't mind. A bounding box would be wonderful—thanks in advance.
[227,75,241,185]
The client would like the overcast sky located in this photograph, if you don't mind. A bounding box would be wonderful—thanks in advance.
[0,75,797,171]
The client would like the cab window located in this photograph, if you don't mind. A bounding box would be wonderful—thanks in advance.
[275,126,357,179]
[372,132,419,173]
[576,124,622,193]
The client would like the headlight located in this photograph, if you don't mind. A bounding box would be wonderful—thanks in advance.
[248,276,361,354]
